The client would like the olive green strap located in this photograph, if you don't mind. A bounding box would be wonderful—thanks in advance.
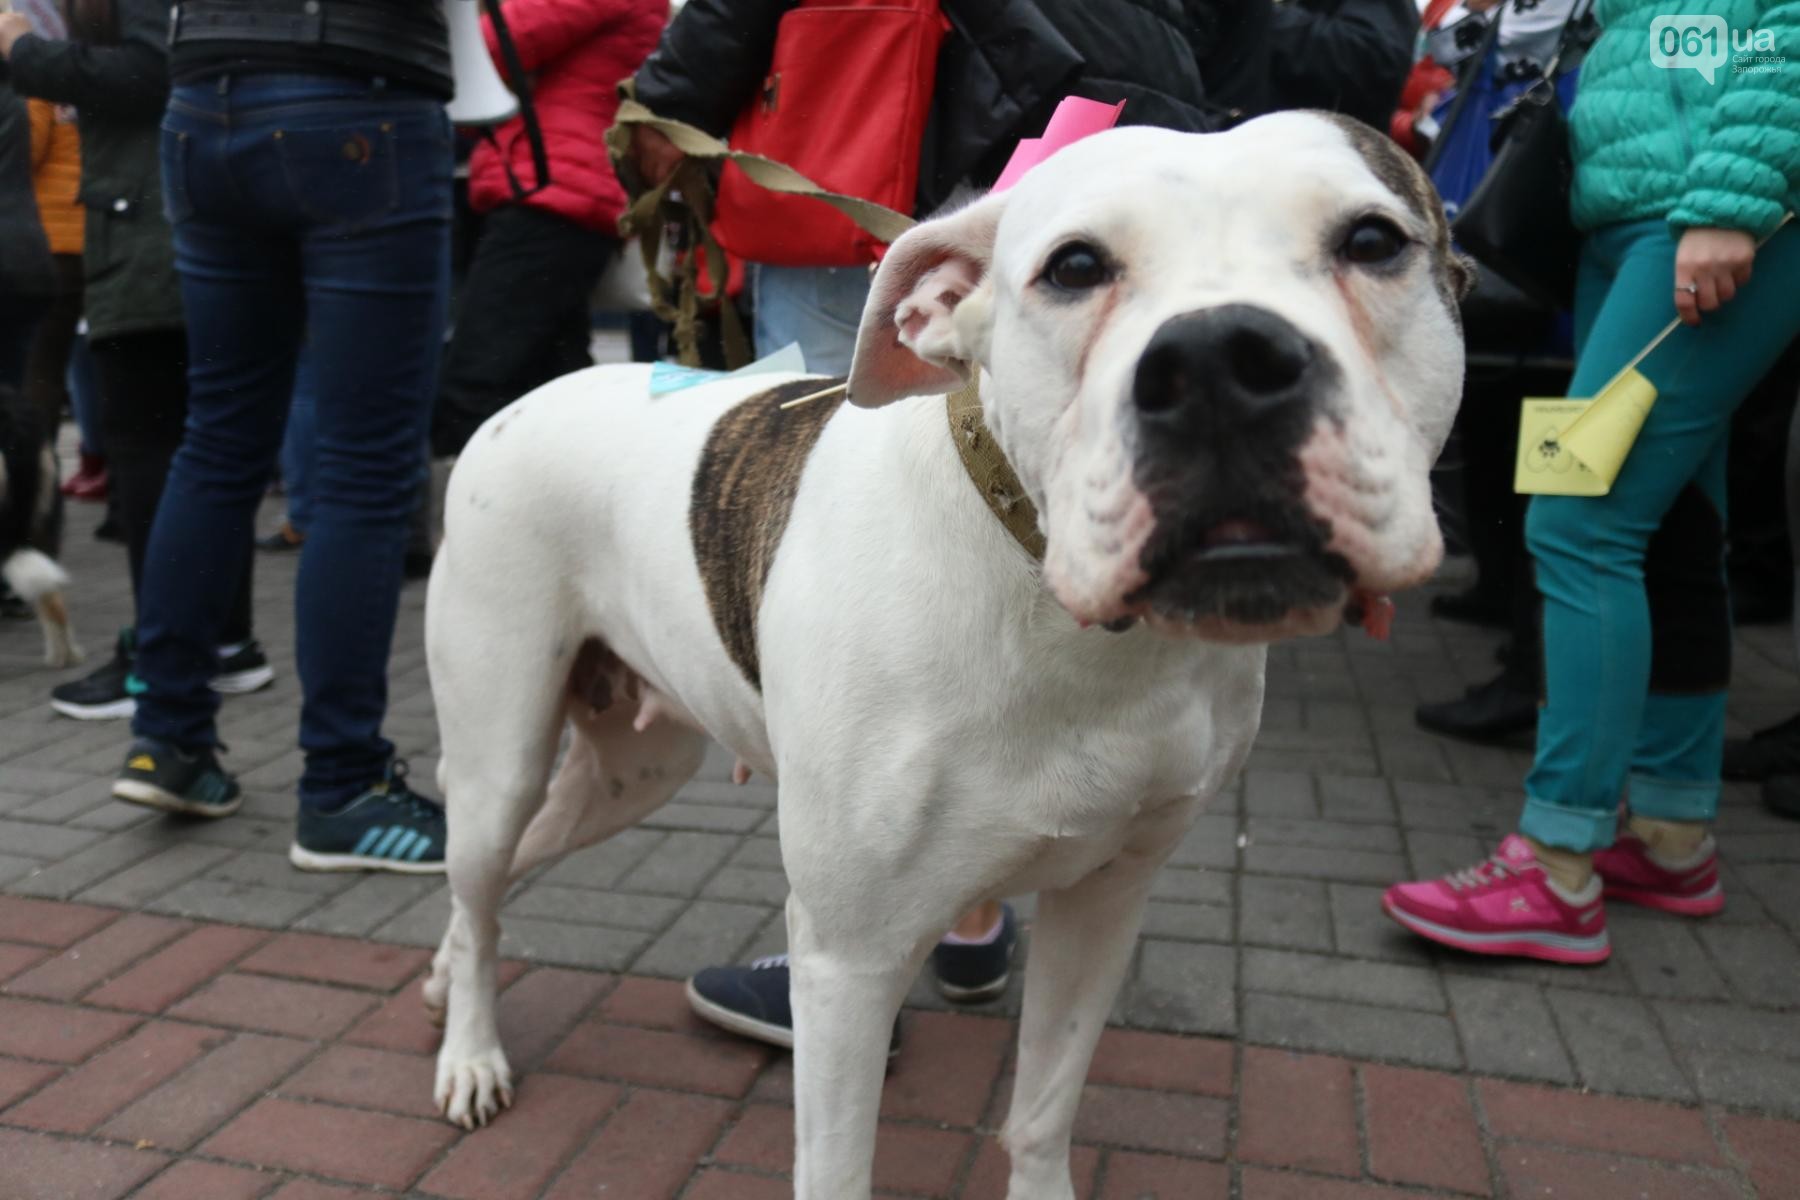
[946,383,1046,562]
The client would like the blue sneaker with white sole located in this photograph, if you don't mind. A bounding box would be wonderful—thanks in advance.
[686,955,903,1056]
[289,760,446,874]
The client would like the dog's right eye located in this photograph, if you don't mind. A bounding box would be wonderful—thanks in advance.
[1339,216,1411,267]
[1041,243,1112,293]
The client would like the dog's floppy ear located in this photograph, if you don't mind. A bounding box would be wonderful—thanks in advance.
[847,194,1006,408]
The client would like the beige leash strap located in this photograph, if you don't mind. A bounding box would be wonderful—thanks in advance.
[946,383,1046,562]
[606,95,918,367]
[609,97,919,245]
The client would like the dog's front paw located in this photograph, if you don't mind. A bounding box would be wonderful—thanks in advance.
[434,1044,514,1130]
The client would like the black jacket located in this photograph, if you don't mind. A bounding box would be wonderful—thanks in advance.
[631,0,1271,216]
[5,0,181,340]
[1268,0,1418,130]
[0,93,55,309]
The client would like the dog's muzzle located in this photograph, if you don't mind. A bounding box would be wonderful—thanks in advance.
[1126,305,1351,628]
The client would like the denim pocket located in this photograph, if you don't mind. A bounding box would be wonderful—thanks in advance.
[273,119,402,229]
[160,128,196,225]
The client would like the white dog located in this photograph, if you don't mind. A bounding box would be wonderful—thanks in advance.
[423,112,1470,1199]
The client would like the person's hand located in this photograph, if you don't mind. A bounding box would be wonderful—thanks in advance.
[0,13,34,59]
[1673,226,1756,326]
[630,125,685,188]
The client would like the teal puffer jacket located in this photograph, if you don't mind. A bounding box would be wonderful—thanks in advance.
[1570,0,1800,237]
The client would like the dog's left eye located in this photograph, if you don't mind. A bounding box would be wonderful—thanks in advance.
[1339,217,1411,267]
[1041,242,1112,292]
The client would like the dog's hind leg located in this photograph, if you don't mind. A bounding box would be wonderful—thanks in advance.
[999,803,1194,1200]
[426,591,570,1130]
[424,635,707,1128]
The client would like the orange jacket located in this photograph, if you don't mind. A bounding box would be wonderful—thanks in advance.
[28,98,82,256]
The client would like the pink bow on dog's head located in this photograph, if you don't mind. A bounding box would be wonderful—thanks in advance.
[990,97,1126,194]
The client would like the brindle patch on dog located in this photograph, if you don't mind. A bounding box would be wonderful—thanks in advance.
[690,378,846,690]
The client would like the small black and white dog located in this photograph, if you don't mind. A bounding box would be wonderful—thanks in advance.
[0,384,81,667]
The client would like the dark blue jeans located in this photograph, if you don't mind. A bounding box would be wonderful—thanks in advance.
[134,74,452,810]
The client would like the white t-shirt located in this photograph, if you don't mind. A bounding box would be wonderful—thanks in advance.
[1428,0,1582,74]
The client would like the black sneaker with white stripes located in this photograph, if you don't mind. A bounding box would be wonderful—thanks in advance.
[289,760,447,874]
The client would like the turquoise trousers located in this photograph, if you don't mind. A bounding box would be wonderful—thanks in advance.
[1521,218,1800,852]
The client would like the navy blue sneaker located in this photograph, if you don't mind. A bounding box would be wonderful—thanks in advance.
[112,737,242,818]
[930,903,1018,1003]
[686,955,902,1055]
[289,760,446,874]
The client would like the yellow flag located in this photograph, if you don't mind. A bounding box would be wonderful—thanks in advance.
[1516,351,1664,497]
[1561,368,1659,487]
[1516,397,1611,496]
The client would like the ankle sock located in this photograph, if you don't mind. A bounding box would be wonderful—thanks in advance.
[941,912,1005,947]
[1626,815,1710,866]
[1522,835,1595,896]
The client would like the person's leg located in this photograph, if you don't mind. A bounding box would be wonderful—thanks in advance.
[24,254,83,444]
[127,96,302,762]
[1724,337,1800,622]
[1769,393,1800,819]
[1522,221,1800,857]
[292,95,452,809]
[750,264,871,374]
[276,349,317,538]
[1385,219,1800,961]
[431,205,612,457]
[0,301,45,393]
[91,331,193,604]
[1630,451,1732,816]
[68,328,104,455]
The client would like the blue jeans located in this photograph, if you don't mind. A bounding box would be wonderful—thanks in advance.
[281,350,316,533]
[1521,219,1800,851]
[134,74,452,810]
[68,331,102,456]
[750,264,871,374]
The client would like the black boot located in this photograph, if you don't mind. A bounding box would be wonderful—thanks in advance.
[1415,669,1538,744]
[1764,775,1800,820]
[1724,713,1800,781]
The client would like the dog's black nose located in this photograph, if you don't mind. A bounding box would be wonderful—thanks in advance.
[1132,305,1320,438]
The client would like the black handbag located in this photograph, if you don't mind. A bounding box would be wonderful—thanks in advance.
[1451,0,1598,310]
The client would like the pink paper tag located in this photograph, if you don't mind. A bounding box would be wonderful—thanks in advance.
[991,97,1126,193]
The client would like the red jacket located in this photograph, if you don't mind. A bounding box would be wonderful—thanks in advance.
[468,0,666,232]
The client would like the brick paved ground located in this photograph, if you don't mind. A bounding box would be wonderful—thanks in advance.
[2,400,1800,1193]
[0,896,1796,1199]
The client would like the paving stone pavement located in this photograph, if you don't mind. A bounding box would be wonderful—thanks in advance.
[3,470,1800,1133]
[1,897,1797,1199]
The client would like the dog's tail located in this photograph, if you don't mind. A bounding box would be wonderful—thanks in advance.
[2,548,71,602]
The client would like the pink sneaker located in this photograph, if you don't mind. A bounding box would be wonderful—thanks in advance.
[1592,832,1724,916]
[1382,835,1610,964]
